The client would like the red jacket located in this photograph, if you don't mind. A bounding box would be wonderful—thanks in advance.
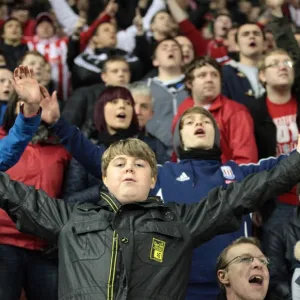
[172,95,258,164]
[179,19,230,64]
[0,129,71,251]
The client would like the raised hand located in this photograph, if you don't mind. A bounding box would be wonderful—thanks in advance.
[39,85,60,125]
[265,0,284,9]
[133,8,144,35]
[105,0,119,17]
[13,65,41,105]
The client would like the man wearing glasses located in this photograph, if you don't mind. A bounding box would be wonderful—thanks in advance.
[216,237,269,300]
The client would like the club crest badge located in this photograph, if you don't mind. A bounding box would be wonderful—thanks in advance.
[221,166,235,180]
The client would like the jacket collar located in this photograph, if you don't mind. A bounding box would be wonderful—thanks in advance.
[99,191,163,213]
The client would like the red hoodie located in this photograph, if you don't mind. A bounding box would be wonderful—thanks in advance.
[172,95,258,164]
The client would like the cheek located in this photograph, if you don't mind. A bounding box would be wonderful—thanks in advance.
[104,106,115,125]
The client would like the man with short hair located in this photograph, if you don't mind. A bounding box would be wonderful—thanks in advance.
[129,81,169,162]
[146,37,188,155]
[222,22,266,108]
[173,56,258,164]
[62,56,131,133]
[71,21,143,88]
[0,17,28,71]
[167,0,232,64]
[216,237,269,300]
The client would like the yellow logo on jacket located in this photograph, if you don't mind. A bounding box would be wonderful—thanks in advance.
[150,238,165,263]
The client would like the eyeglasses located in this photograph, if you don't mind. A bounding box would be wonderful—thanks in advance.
[265,60,293,69]
[221,255,270,269]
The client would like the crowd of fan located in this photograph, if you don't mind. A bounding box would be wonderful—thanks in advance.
[1,0,300,299]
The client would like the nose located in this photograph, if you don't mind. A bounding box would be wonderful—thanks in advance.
[135,104,141,115]
[125,164,134,173]
[252,258,264,269]
[195,120,203,127]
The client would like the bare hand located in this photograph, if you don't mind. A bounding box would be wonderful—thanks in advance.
[133,8,144,35]
[73,17,86,35]
[265,0,284,9]
[297,135,300,153]
[105,0,119,17]
[13,66,41,104]
[39,85,60,124]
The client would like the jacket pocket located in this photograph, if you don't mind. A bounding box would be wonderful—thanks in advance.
[70,220,109,262]
[136,223,182,266]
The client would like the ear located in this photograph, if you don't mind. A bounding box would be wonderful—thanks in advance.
[258,70,266,85]
[101,72,107,83]
[150,177,156,189]
[217,269,230,285]
[185,80,192,91]
[152,57,159,68]
[102,175,107,187]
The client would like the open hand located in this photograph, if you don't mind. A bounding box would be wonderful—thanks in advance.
[133,8,144,35]
[13,66,41,104]
[105,0,119,17]
[39,85,60,125]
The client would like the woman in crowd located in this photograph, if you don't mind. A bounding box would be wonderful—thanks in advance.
[63,85,168,198]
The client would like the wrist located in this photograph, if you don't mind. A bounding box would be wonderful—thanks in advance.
[22,103,40,117]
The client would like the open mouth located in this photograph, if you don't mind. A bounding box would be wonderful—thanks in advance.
[249,275,263,286]
[167,54,175,59]
[249,41,257,48]
[3,90,10,96]
[116,113,126,119]
[194,128,205,136]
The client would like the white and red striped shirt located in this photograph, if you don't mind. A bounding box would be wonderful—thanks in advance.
[26,35,70,101]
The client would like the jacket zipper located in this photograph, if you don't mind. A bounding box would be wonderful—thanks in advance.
[107,231,119,300]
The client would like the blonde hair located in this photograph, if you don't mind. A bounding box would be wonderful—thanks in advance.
[101,138,158,178]
[258,48,292,72]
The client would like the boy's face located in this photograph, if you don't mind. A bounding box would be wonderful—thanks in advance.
[0,69,14,101]
[175,36,194,65]
[180,113,215,150]
[214,15,232,39]
[151,11,177,35]
[36,21,54,39]
[11,9,29,24]
[94,23,117,49]
[2,19,22,42]
[22,54,45,83]
[153,40,183,69]
[236,24,264,58]
[103,155,155,204]
[101,61,131,86]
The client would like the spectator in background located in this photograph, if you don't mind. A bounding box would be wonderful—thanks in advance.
[295,29,300,47]
[175,35,195,65]
[25,12,70,101]
[70,21,143,88]
[0,66,14,125]
[133,9,179,74]
[167,0,233,64]
[10,4,35,37]
[0,66,71,300]
[216,237,269,300]
[0,17,28,71]
[49,0,166,53]
[173,57,258,164]
[62,56,131,131]
[146,38,188,156]
[222,22,266,109]
[0,50,6,67]
[223,24,239,61]
[63,85,168,198]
